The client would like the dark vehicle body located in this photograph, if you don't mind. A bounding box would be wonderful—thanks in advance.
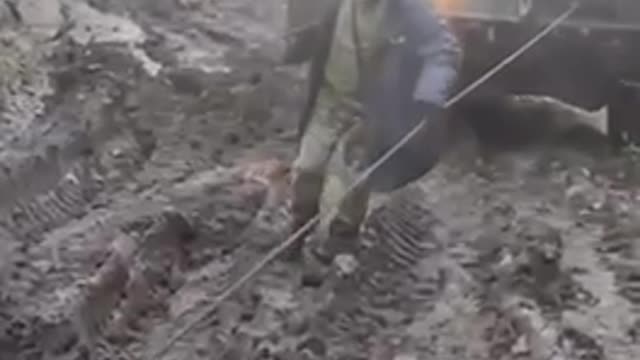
[434,0,640,146]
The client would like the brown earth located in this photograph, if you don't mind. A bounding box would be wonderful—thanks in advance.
[1,1,640,360]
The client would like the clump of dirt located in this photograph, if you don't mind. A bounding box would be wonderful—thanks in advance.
[1,1,640,360]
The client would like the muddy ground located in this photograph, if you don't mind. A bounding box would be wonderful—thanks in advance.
[1,1,640,359]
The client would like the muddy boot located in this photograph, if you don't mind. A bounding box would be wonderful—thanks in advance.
[300,217,360,287]
[281,215,315,262]
[282,172,324,262]
[300,242,334,288]
[324,216,362,255]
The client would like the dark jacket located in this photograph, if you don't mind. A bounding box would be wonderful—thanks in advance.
[285,0,461,192]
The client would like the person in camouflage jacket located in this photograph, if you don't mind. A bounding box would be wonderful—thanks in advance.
[283,0,461,266]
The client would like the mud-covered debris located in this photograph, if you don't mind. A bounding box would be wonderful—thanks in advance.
[14,0,64,39]
[69,208,193,355]
[72,233,133,354]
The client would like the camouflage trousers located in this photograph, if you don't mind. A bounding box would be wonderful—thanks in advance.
[291,88,373,256]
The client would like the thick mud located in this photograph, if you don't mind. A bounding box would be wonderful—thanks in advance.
[1,1,640,360]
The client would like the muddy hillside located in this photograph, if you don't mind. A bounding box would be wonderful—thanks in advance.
[1,1,640,359]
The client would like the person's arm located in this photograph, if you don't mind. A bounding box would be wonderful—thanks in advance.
[364,0,462,192]
[404,0,462,108]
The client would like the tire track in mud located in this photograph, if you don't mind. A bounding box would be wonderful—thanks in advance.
[0,129,152,359]
[0,10,295,360]
[299,186,448,360]
[409,149,640,360]
[0,83,145,246]
[0,2,296,360]
[0,162,279,359]
[0,28,163,360]
[0,25,160,246]
[1,157,101,243]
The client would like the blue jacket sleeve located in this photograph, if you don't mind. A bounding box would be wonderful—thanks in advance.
[365,0,462,191]
[402,0,462,107]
